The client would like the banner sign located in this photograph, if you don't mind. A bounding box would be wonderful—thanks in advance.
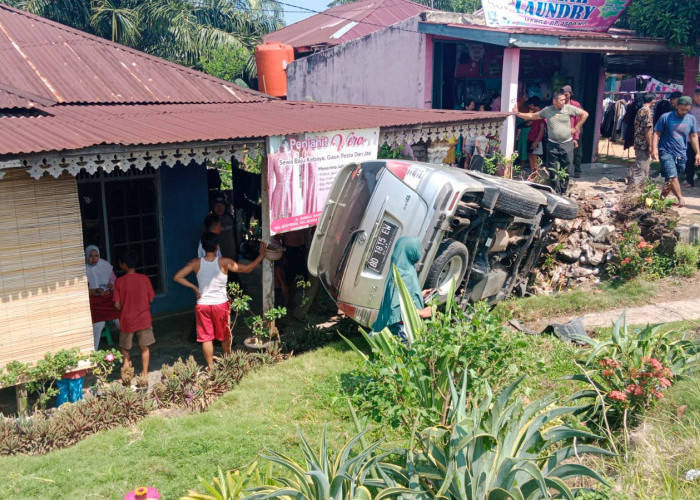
[482,0,633,32]
[267,128,379,235]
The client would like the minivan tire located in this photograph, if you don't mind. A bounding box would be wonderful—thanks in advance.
[425,239,469,299]
[465,171,545,219]
[541,191,579,219]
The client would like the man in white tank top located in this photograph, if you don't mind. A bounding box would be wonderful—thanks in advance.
[174,232,266,368]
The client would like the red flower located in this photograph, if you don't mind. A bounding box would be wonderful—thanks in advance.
[653,390,664,399]
[637,241,647,249]
[645,257,653,263]
[644,358,663,371]
[658,377,672,388]
[609,390,628,401]
[621,257,632,265]
[602,369,614,377]
[625,384,644,396]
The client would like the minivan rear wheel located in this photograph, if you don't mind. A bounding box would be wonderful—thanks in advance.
[425,239,469,300]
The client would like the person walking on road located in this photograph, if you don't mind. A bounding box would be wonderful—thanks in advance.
[652,95,700,208]
[684,89,700,187]
[629,93,655,189]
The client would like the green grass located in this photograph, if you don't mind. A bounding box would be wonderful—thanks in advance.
[1,308,698,499]
[612,376,700,499]
[495,278,657,323]
[0,343,361,499]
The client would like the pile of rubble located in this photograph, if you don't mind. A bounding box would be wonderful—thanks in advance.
[528,178,678,294]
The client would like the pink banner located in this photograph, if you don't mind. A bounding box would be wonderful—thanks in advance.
[483,0,633,32]
[267,128,379,235]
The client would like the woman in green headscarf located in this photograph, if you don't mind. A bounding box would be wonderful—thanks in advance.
[372,237,435,340]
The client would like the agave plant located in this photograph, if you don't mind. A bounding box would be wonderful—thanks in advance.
[244,425,413,500]
[182,461,275,500]
[406,374,613,499]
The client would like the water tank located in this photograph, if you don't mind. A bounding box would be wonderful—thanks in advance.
[255,42,294,97]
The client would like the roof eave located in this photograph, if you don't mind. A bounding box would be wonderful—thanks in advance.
[418,22,679,54]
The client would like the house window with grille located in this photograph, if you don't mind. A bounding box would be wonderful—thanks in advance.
[77,166,164,293]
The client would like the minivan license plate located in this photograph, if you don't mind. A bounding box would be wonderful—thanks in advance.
[366,221,398,273]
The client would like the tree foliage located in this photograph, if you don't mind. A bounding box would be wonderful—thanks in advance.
[621,0,700,56]
[0,0,284,84]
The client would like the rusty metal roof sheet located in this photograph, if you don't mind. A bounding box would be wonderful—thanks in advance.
[0,4,271,105]
[264,0,428,51]
[0,101,505,155]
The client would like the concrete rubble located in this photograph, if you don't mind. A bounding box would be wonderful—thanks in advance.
[528,178,680,294]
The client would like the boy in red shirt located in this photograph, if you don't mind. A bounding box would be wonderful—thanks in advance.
[113,250,155,377]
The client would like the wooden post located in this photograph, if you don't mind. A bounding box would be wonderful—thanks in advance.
[500,47,520,158]
[15,383,28,418]
[591,66,606,163]
[260,148,276,324]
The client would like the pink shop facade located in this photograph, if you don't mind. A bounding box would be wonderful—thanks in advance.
[282,11,695,163]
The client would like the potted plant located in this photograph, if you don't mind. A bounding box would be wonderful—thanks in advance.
[228,282,287,352]
[243,306,287,351]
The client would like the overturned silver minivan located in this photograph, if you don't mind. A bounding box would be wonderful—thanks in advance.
[307,160,578,327]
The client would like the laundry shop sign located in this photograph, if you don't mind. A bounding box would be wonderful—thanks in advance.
[483,0,632,31]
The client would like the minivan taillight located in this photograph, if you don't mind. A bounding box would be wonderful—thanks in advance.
[337,302,373,326]
[385,161,426,190]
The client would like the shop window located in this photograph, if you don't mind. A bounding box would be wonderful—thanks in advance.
[77,166,164,293]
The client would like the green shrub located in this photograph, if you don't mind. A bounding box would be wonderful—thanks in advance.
[673,242,699,277]
[282,324,336,354]
[639,179,674,213]
[151,353,267,412]
[0,384,153,455]
[343,273,523,429]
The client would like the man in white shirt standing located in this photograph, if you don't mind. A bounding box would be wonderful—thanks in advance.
[174,233,265,368]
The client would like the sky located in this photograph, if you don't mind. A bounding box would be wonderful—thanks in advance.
[282,0,331,26]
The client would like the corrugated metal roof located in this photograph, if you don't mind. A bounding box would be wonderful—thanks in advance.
[0,89,38,110]
[263,0,428,51]
[0,4,271,105]
[0,101,505,155]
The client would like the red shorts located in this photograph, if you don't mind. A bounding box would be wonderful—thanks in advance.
[195,302,231,343]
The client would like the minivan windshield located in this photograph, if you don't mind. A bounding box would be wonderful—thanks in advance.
[318,162,384,295]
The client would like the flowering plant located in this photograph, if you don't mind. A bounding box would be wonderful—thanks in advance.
[614,223,658,280]
[592,355,673,428]
[88,348,122,387]
[566,312,700,436]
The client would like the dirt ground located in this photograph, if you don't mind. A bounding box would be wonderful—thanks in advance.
[587,148,700,225]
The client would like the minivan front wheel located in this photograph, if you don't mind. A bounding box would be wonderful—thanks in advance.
[425,239,469,300]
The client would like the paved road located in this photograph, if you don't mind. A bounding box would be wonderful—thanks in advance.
[544,298,700,330]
